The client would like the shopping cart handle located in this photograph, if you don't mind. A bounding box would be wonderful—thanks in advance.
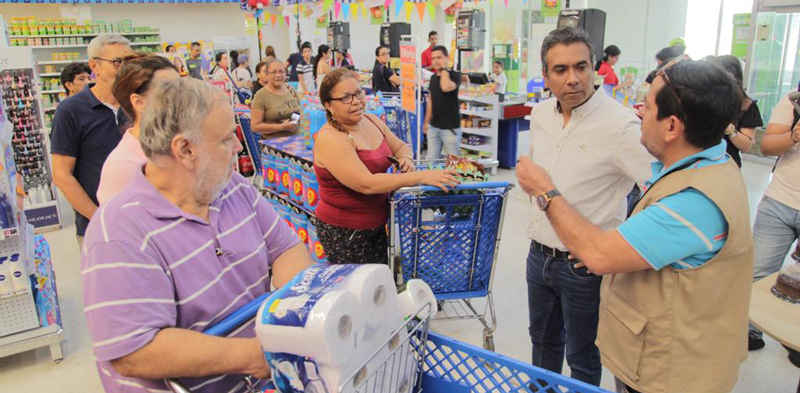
[203,292,271,337]
[395,181,513,193]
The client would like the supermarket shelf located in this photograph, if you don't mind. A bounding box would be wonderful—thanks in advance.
[37,59,87,65]
[27,44,88,49]
[461,109,495,118]
[40,89,64,94]
[461,127,494,137]
[24,200,58,210]
[458,94,497,105]
[460,143,494,153]
[39,73,59,77]
[524,115,531,121]
[9,31,160,39]
[0,324,64,362]
[130,42,162,46]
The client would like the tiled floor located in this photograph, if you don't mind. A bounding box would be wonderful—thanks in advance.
[0,157,798,392]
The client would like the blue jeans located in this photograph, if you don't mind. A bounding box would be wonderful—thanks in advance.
[749,195,800,338]
[526,242,602,386]
[425,125,461,160]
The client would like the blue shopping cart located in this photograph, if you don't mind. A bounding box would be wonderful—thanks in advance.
[166,292,611,393]
[389,178,514,351]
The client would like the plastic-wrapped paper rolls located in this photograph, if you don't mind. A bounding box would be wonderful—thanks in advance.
[257,289,365,366]
[398,279,436,320]
[340,265,402,333]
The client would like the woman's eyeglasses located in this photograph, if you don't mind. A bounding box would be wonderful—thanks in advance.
[331,89,366,104]
[268,70,287,75]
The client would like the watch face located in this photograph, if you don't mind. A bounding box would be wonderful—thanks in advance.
[537,195,548,210]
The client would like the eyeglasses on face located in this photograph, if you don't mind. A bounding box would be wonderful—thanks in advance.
[268,70,287,75]
[94,57,124,69]
[655,54,690,119]
[331,89,366,104]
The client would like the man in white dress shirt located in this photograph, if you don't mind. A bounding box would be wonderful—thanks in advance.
[521,26,654,386]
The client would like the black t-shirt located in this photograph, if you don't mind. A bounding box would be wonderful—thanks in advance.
[50,84,126,236]
[287,52,303,82]
[726,98,763,167]
[372,62,399,93]
[429,69,462,130]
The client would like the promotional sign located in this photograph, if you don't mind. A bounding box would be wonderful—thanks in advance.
[399,42,416,114]
[731,13,751,58]
[541,0,561,18]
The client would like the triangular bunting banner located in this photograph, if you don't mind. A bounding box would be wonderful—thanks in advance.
[342,2,351,19]
[270,14,277,26]
[351,3,360,19]
[384,0,392,8]
[361,2,370,18]
[404,2,414,21]
[427,0,436,21]
[414,2,426,22]
[284,15,290,26]
[323,0,333,12]
[503,0,508,6]
[292,4,297,14]
[334,1,342,18]
[395,0,404,17]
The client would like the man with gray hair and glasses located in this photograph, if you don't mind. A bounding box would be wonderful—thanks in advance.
[51,34,133,247]
[518,26,654,386]
[80,78,312,393]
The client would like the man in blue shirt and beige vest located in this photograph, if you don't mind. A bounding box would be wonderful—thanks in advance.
[517,57,754,393]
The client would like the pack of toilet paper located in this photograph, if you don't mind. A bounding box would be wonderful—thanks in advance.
[256,264,435,393]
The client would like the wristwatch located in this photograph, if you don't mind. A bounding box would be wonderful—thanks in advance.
[537,189,561,211]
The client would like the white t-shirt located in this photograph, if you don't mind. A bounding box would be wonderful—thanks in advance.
[491,72,507,94]
[527,91,655,250]
[232,67,252,88]
[765,94,800,210]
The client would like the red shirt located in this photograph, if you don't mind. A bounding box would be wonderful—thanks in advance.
[598,61,619,86]
[421,46,433,68]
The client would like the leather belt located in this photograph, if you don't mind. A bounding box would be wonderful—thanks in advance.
[533,241,570,259]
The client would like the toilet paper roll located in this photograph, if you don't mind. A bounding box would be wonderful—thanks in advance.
[257,289,366,366]
[9,253,28,292]
[398,279,436,320]
[340,265,403,335]
[0,257,13,295]
[329,327,416,393]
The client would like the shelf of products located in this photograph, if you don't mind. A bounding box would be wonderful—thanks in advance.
[1,47,62,232]
[459,93,499,168]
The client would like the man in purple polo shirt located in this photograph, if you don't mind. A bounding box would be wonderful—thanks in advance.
[81,78,313,393]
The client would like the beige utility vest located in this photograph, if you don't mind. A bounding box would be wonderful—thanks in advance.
[596,159,754,393]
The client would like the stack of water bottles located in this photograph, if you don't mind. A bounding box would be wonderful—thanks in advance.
[256,263,437,393]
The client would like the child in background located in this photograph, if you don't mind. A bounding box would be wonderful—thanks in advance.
[490,61,507,95]
[60,62,92,97]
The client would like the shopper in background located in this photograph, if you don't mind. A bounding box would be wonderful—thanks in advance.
[517,27,654,387]
[595,44,621,87]
[710,55,761,167]
[518,58,754,393]
[97,55,179,204]
[252,60,269,96]
[296,44,315,95]
[749,86,800,366]
[82,78,312,393]
[286,41,310,90]
[314,68,458,264]
[314,44,332,89]
[229,50,240,70]
[232,54,253,91]
[51,34,132,248]
[421,31,438,71]
[165,45,187,75]
[644,46,680,85]
[210,51,230,79]
[424,45,462,160]
[60,62,92,97]
[333,49,355,69]
[491,61,507,95]
[250,59,302,139]
[185,41,205,80]
[264,45,276,63]
[372,45,401,93]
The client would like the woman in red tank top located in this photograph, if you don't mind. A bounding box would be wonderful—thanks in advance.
[314,68,458,264]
